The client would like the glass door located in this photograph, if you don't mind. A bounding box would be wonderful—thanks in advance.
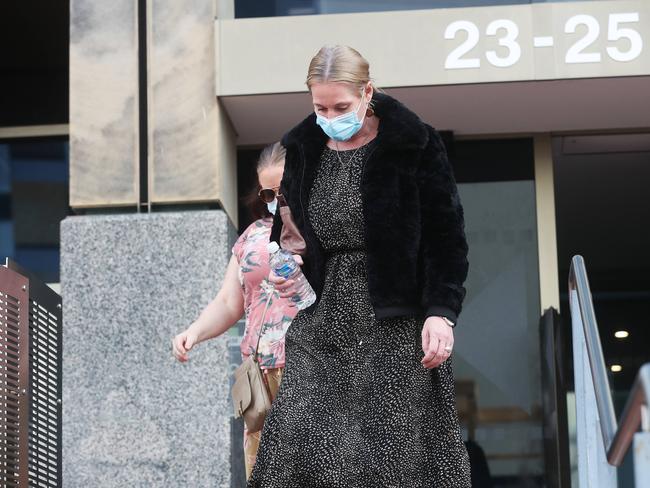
[448,136,544,487]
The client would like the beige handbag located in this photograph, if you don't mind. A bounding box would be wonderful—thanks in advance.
[231,292,274,433]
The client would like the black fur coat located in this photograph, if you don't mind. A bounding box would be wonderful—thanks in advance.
[270,92,469,323]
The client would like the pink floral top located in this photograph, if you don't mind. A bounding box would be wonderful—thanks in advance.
[232,217,298,369]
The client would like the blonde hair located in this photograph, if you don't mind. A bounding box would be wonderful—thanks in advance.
[306,45,380,101]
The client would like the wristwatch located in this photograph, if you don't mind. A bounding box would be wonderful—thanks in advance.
[440,316,455,328]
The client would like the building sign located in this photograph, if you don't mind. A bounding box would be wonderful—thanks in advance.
[438,1,649,84]
[444,13,643,69]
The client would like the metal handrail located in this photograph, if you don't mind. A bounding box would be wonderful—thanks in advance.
[608,364,650,465]
[569,255,650,467]
[568,256,618,450]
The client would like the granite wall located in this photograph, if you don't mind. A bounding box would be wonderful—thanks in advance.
[60,210,237,487]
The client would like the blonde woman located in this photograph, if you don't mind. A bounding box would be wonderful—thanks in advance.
[172,143,298,479]
[248,46,471,487]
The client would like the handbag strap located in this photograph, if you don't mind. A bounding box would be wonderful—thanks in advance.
[252,282,275,361]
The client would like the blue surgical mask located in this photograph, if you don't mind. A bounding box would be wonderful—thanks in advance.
[266,198,278,215]
[315,94,367,142]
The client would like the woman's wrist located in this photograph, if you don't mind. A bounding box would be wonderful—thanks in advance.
[424,305,457,325]
[427,315,455,328]
[439,316,455,328]
[187,320,207,343]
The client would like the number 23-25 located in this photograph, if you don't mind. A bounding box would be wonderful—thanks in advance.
[444,13,643,69]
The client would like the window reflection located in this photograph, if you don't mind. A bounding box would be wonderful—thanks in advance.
[0,137,69,283]
[236,0,603,19]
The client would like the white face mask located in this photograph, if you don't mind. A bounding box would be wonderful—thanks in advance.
[266,198,278,215]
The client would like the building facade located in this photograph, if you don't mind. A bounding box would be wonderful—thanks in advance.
[1,0,649,486]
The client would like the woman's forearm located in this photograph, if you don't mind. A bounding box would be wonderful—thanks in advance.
[188,294,243,344]
[186,254,245,344]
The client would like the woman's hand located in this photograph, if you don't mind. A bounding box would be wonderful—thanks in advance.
[172,328,199,363]
[268,254,304,301]
[421,316,454,369]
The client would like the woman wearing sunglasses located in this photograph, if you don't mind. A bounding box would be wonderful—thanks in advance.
[172,142,298,480]
[248,46,471,487]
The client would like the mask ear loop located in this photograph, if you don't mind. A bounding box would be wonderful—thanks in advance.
[363,84,374,117]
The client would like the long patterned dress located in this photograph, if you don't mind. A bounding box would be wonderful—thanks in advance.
[248,141,471,487]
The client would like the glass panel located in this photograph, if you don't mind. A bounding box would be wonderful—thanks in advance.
[0,137,69,283]
[451,138,543,486]
[235,0,605,19]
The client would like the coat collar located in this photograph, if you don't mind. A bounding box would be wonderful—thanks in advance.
[281,91,429,151]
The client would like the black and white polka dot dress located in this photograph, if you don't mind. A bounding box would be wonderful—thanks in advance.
[247,142,471,488]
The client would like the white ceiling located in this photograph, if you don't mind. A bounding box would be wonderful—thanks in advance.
[220,76,650,147]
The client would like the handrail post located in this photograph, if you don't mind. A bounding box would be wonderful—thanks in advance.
[570,287,617,487]
[634,432,650,487]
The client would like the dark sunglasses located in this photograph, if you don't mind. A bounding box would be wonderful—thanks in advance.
[258,186,281,203]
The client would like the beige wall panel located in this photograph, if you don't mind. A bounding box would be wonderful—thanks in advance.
[534,134,560,313]
[215,0,234,20]
[217,0,650,96]
[149,0,236,225]
[214,16,238,226]
[69,0,139,207]
[215,98,238,227]
[0,125,69,139]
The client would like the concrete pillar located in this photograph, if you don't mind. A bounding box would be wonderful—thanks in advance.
[61,211,236,487]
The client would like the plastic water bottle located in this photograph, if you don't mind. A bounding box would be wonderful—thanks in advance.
[267,241,316,310]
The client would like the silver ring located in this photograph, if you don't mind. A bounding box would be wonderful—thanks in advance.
[444,346,453,352]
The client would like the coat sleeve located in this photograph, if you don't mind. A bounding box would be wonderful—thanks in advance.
[418,127,469,323]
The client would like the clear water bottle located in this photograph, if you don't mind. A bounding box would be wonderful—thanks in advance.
[267,242,316,310]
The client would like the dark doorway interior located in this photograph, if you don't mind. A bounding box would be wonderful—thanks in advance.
[0,1,69,127]
[554,132,650,394]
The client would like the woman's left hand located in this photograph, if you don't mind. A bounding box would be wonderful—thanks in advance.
[268,254,304,301]
[421,316,454,369]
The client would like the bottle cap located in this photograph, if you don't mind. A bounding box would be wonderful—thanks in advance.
[267,241,280,253]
